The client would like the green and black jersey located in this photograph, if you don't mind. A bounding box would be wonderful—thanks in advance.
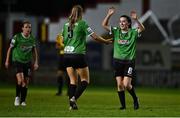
[62,19,94,55]
[111,27,139,60]
[10,33,36,63]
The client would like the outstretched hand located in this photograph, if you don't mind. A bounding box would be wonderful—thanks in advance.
[107,7,115,16]
[130,11,138,20]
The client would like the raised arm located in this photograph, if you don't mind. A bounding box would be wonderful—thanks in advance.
[90,32,112,44]
[130,11,145,33]
[102,7,115,31]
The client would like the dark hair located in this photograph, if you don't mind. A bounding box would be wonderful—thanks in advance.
[22,20,31,27]
[120,15,132,28]
[69,5,83,29]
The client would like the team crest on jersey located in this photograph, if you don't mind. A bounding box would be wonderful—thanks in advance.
[118,39,129,45]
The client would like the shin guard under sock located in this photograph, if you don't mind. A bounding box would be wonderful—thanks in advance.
[21,87,27,102]
[118,91,126,109]
[127,87,137,101]
[75,81,88,100]
[16,84,21,97]
[69,84,77,99]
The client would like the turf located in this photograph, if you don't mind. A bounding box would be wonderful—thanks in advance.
[0,85,180,117]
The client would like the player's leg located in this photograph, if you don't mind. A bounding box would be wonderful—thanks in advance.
[124,61,139,110]
[116,76,126,110]
[20,76,29,106]
[14,62,24,106]
[66,67,78,110]
[124,76,139,110]
[65,73,70,96]
[56,55,66,96]
[20,63,32,106]
[113,59,126,109]
[74,67,89,100]
[14,72,23,106]
[56,70,65,96]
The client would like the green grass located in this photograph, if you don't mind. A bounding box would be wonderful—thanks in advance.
[0,85,180,117]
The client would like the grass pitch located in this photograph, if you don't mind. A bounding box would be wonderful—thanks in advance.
[0,85,180,117]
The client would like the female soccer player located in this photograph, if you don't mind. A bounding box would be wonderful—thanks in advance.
[102,7,145,110]
[5,20,39,106]
[61,5,112,110]
[55,34,69,96]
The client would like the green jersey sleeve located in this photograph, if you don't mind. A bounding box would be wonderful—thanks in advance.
[110,26,118,40]
[83,21,94,36]
[110,26,118,34]
[61,24,65,37]
[32,35,36,47]
[10,35,18,48]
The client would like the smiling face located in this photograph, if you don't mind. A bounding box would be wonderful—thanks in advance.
[22,23,31,37]
[119,17,130,31]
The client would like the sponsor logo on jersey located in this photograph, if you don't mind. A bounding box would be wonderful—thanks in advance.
[118,39,129,45]
[20,45,33,52]
[64,46,75,53]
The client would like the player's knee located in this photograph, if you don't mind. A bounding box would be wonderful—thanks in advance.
[16,78,22,85]
[81,78,89,84]
[124,84,132,90]
[17,80,22,85]
[70,79,76,85]
[118,83,124,90]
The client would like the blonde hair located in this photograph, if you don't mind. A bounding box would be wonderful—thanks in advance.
[69,5,83,29]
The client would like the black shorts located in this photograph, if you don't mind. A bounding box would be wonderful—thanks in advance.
[113,58,135,78]
[64,54,88,69]
[13,61,32,78]
[58,54,66,71]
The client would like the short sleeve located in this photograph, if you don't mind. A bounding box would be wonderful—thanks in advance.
[133,28,141,37]
[83,21,94,36]
[10,35,17,48]
[30,35,37,47]
[86,27,94,36]
[110,26,117,35]
[61,24,66,37]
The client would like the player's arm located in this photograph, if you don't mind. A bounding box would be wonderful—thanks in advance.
[5,46,12,69]
[102,7,115,31]
[33,46,39,70]
[5,37,16,69]
[86,27,112,44]
[90,33,112,44]
[131,11,145,33]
